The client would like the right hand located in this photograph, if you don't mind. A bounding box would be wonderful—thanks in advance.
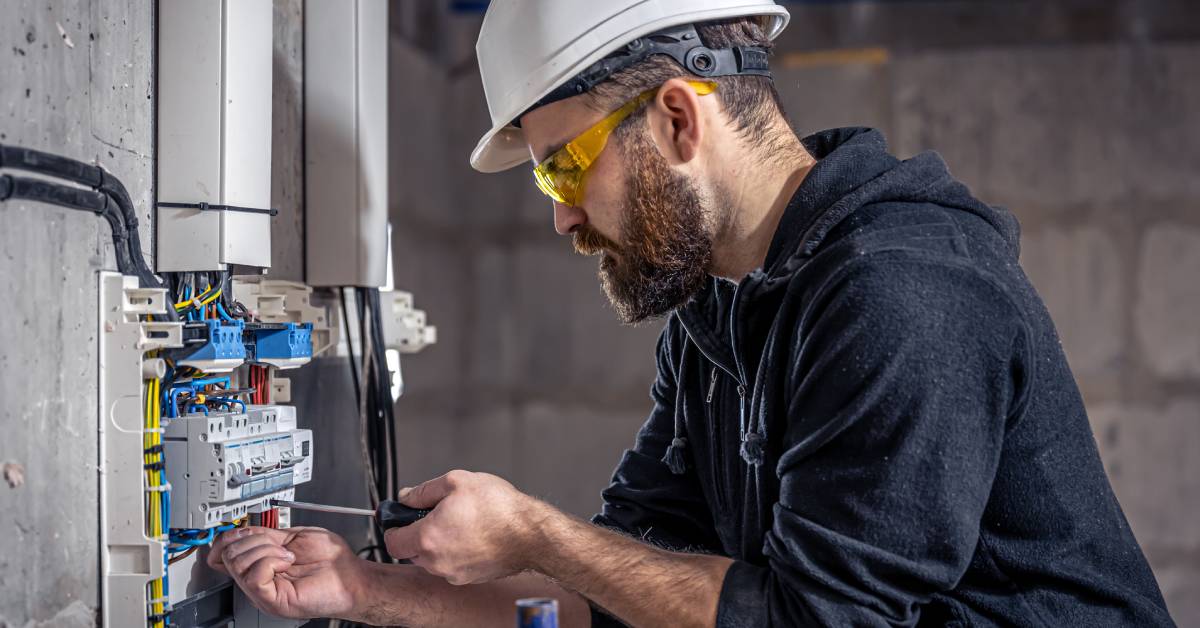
[208,526,367,620]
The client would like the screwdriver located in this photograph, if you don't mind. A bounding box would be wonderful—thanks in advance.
[271,499,431,530]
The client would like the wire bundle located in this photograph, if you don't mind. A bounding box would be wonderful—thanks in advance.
[248,365,271,405]
[343,288,400,563]
[260,508,280,529]
[166,271,247,322]
[0,144,164,293]
[143,376,169,628]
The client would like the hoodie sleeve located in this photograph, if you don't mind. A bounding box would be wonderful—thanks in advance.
[589,320,724,627]
[717,254,1032,627]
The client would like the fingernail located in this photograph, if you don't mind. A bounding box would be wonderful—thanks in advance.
[284,551,295,560]
[397,487,411,499]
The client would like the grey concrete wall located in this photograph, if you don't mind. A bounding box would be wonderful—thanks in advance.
[384,5,1199,626]
[0,1,153,626]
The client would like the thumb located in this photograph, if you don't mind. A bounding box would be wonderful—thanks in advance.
[397,472,457,509]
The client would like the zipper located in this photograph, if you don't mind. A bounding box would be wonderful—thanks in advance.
[705,366,729,510]
[706,367,718,404]
[737,384,747,442]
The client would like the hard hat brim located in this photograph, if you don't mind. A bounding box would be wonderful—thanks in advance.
[471,124,529,174]
[469,5,791,173]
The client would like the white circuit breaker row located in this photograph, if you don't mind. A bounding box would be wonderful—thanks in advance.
[165,405,313,529]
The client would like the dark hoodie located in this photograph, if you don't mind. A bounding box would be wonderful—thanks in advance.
[589,128,1173,627]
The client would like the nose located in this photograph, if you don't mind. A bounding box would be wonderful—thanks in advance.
[552,201,587,236]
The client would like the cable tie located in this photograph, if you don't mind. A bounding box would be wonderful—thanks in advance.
[144,444,164,455]
[142,427,165,434]
[143,461,165,471]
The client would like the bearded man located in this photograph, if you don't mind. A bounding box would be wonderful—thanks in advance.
[210,2,1173,626]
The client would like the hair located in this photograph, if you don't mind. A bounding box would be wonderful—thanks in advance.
[583,17,795,157]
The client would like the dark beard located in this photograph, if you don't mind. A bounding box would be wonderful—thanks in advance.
[573,123,712,325]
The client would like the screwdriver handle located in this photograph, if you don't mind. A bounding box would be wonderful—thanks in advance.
[375,500,432,530]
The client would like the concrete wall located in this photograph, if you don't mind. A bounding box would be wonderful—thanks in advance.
[0,1,153,626]
[384,3,1199,625]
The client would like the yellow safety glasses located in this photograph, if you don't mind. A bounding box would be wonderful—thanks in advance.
[532,80,717,207]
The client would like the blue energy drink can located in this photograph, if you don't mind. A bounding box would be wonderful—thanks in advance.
[516,597,559,628]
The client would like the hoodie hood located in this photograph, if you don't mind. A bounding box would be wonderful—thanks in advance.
[670,127,1022,466]
[679,127,1020,360]
[768,127,1020,277]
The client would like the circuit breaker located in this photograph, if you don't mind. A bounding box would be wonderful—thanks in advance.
[165,405,313,529]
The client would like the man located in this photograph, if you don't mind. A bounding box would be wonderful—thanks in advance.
[211,1,1174,626]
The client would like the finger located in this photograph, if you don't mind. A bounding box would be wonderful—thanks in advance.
[221,531,291,572]
[398,471,462,508]
[202,545,229,574]
[383,524,424,561]
[234,553,296,611]
[209,527,291,571]
[227,543,295,580]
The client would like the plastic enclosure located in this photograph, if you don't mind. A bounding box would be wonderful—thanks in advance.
[156,0,273,271]
[304,0,389,286]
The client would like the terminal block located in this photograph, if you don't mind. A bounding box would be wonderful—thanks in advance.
[165,405,312,529]
[176,319,248,372]
[247,322,314,369]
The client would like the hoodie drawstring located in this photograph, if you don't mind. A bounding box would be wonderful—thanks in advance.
[663,364,766,474]
[662,366,717,475]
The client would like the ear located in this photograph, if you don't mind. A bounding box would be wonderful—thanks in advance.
[646,78,706,167]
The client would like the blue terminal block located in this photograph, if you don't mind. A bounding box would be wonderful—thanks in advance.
[178,320,248,373]
[252,322,313,369]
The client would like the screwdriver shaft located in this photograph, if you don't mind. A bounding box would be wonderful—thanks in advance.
[271,499,375,518]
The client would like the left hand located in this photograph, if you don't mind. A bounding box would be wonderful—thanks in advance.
[384,470,547,585]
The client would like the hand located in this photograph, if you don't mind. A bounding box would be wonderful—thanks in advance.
[385,470,548,585]
[208,526,366,620]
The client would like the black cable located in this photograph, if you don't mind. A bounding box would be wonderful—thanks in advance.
[0,143,162,289]
[0,173,136,274]
[368,289,398,503]
[363,287,400,564]
[341,289,361,404]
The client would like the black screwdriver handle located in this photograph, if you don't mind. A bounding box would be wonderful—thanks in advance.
[375,500,432,530]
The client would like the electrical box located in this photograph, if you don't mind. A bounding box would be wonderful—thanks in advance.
[156,0,274,271]
[304,0,389,286]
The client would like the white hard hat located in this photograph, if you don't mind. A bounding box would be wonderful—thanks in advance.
[470,0,791,173]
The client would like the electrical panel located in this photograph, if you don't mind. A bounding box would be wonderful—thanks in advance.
[98,274,326,628]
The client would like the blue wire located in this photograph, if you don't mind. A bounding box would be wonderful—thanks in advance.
[187,404,209,415]
[168,387,190,418]
[216,301,236,322]
[190,376,231,389]
[207,397,246,412]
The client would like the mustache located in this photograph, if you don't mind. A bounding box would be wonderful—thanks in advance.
[573,224,620,256]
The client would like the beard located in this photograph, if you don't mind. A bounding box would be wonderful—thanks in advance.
[572,121,714,325]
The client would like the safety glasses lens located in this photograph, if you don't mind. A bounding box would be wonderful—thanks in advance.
[533,167,568,204]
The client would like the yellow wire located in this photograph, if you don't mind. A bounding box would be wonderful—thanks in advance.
[145,377,165,628]
[173,286,221,310]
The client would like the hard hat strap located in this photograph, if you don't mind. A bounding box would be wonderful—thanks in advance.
[513,23,771,126]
